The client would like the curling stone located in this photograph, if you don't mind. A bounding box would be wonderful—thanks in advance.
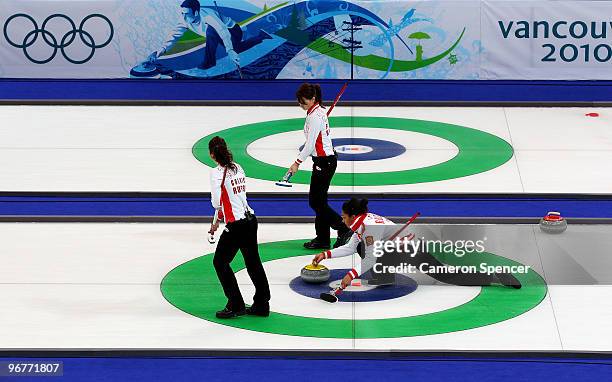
[300,264,330,284]
[539,211,567,234]
[129,63,160,79]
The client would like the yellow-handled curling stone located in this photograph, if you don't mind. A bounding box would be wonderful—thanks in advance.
[300,264,331,284]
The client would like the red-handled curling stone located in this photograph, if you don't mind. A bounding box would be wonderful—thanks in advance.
[539,211,567,234]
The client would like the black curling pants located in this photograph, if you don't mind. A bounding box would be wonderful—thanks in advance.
[309,155,348,244]
[213,216,270,310]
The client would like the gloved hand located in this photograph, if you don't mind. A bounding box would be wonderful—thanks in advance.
[227,49,240,66]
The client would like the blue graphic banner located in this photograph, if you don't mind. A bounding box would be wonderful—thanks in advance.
[0,0,611,80]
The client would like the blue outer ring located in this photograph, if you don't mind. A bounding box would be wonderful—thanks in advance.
[333,138,406,161]
[289,269,418,303]
[299,138,406,162]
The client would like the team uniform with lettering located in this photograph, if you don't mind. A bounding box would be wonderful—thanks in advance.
[210,163,253,223]
[210,162,270,312]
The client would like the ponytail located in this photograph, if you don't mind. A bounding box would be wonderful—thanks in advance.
[296,82,324,107]
[313,84,323,106]
[208,136,237,173]
[342,198,368,216]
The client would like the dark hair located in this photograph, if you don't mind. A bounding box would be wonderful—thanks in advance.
[181,0,200,14]
[342,198,368,216]
[296,83,324,107]
[208,136,237,172]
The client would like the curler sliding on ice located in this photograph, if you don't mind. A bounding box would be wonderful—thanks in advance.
[313,198,522,303]
[315,206,421,303]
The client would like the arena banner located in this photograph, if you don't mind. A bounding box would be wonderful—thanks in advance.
[0,0,475,79]
[481,0,612,80]
[0,0,610,80]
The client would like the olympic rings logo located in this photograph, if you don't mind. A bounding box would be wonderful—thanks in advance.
[3,13,113,64]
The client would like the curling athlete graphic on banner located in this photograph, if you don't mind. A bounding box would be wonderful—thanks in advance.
[148,0,269,70]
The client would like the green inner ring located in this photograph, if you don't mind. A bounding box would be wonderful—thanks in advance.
[192,116,514,186]
[161,239,547,338]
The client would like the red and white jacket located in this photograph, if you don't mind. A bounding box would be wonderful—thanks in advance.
[322,213,395,281]
[295,103,335,165]
[210,163,254,223]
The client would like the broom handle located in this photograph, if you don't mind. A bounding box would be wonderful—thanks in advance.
[327,82,348,116]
